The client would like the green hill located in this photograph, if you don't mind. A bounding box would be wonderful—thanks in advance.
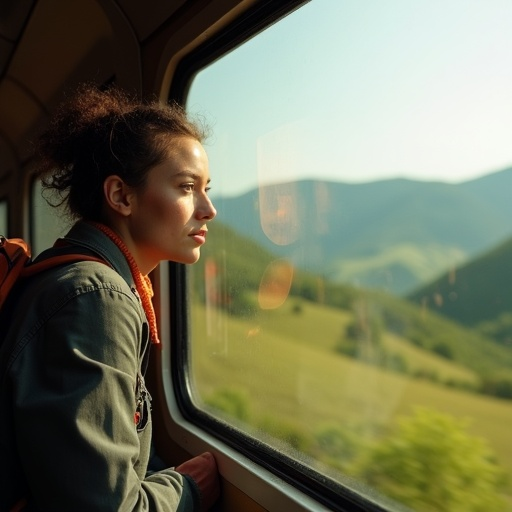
[195,221,512,397]
[409,236,512,328]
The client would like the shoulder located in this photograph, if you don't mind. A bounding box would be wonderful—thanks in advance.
[5,260,147,371]
[36,259,135,301]
[14,259,144,329]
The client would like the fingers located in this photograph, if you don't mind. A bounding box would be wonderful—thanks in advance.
[176,452,220,511]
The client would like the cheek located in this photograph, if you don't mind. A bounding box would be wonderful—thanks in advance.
[143,191,190,228]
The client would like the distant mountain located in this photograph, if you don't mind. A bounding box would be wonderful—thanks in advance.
[212,167,512,294]
[408,236,512,328]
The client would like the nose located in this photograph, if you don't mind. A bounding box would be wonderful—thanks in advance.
[197,194,217,220]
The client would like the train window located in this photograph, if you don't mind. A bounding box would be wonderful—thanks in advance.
[31,179,72,256]
[0,200,7,235]
[180,1,512,509]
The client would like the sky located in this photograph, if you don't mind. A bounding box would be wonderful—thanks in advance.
[187,0,512,197]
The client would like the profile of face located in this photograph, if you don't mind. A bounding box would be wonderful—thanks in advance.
[127,136,217,271]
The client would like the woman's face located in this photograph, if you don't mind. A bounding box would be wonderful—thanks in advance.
[128,136,216,272]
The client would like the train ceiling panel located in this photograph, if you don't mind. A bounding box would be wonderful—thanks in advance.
[0,39,12,78]
[0,0,115,175]
[0,0,243,177]
[0,136,15,183]
[8,0,113,106]
[114,0,187,41]
[0,79,40,151]
[0,78,40,182]
[0,0,35,41]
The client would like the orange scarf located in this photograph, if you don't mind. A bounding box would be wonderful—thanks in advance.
[90,222,160,345]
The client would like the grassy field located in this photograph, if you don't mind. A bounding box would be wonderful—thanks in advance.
[189,296,512,509]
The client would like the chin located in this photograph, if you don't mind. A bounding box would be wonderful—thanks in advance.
[174,251,201,265]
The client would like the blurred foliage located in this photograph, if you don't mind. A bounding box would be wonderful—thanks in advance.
[356,408,507,512]
[478,312,512,347]
[204,388,251,422]
[205,386,509,511]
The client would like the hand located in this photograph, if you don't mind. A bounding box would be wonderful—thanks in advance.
[176,452,220,511]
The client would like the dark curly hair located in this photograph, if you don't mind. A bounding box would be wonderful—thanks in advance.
[36,84,207,221]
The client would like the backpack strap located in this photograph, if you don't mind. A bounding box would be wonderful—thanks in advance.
[0,235,110,309]
[9,497,27,512]
[21,253,107,278]
[0,237,31,309]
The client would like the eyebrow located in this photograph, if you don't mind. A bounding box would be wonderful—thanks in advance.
[173,171,211,183]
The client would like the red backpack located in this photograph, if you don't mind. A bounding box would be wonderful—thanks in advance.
[0,235,106,308]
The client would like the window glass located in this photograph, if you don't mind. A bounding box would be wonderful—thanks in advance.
[0,200,7,235]
[186,1,512,510]
[31,180,72,255]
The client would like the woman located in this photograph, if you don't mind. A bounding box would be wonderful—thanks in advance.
[0,85,220,511]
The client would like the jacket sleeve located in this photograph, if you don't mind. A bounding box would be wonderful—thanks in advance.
[11,279,195,511]
[177,476,201,512]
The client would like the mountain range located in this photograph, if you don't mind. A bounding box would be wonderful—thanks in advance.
[212,167,512,295]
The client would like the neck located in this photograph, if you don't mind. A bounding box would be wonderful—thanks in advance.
[98,220,157,276]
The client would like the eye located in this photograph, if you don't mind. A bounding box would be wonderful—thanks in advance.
[181,183,194,192]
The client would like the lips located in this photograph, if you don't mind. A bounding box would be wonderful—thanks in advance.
[189,229,207,245]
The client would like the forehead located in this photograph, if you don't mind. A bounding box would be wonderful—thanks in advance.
[152,135,209,178]
[160,134,203,155]
[160,135,205,161]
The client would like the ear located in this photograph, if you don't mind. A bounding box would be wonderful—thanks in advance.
[103,175,135,217]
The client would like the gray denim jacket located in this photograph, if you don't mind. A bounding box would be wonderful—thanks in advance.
[0,222,199,511]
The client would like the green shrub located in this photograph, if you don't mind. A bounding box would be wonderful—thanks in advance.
[205,388,251,422]
[357,408,507,511]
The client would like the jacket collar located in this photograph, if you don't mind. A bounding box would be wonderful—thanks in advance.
[60,221,134,287]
